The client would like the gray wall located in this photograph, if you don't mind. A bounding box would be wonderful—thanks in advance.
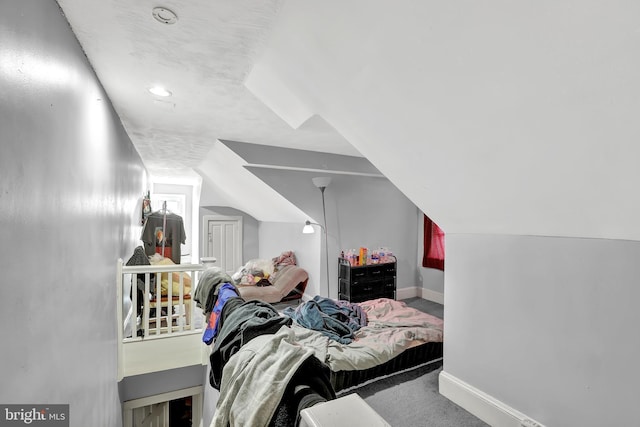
[444,234,640,426]
[248,168,420,297]
[327,175,419,293]
[118,366,206,402]
[0,1,146,425]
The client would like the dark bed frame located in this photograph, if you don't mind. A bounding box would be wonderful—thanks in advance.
[329,341,443,393]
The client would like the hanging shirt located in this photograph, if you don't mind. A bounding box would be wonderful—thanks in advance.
[141,211,186,264]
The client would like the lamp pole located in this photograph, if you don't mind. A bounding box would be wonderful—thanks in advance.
[311,176,332,299]
[319,186,330,298]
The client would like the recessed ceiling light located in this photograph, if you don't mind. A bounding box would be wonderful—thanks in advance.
[149,86,172,97]
[152,7,178,25]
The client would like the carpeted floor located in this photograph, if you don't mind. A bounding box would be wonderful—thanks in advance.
[354,363,488,427]
[353,297,488,427]
[276,296,488,426]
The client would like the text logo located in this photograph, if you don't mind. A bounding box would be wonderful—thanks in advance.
[0,405,68,426]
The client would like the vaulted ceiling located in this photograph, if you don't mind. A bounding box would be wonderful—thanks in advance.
[57,0,640,241]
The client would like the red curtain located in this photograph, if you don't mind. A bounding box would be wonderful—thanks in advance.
[422,214,445,270]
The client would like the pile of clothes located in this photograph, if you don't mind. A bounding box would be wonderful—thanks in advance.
[283,296,367,344]
[230,250,300,286]
[194,267,336,427]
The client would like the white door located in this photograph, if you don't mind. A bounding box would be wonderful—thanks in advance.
[133,402,168,427]
[124,387,203,427]
[203,215,242,276]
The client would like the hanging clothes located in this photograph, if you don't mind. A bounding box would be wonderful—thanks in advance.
[140,210,186,264]
[125,246,156,320]
[198,276,336,426]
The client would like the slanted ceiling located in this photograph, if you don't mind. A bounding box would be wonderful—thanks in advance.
[196,140,384,223]
[246,1,640,241]
[57,1,640,241]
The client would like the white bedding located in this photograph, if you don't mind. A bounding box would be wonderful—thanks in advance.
[290,298,443,372]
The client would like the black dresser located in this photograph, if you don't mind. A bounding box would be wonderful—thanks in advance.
[338,257,396,303]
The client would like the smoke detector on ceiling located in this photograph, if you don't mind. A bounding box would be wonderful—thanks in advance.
[152,7,178,25]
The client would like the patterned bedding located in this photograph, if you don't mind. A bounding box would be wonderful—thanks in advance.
[290,298,443,372]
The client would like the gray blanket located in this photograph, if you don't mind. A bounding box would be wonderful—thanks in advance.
[193,267,234,312]
[211,326,315,427]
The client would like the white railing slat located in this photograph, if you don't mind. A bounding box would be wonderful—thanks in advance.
[167,271,173,336]
[120,262,204,342]
[144,273,151,338]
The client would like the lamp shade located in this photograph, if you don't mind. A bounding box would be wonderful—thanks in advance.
[302,220,315,234]
[312,176,332,189]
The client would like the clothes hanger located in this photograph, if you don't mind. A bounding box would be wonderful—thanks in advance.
[152,201,172,215]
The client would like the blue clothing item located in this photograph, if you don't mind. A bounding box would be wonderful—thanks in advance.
[194,267,235,311]
[311,296,367,332]
[335,299,367,331]
[283,296,367,344]
[209,299,292,389]
[202,283,238,345]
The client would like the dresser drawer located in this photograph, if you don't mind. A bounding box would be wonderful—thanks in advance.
[340,289,395,304]
[366,265,385,277]
[338,258,397,303]
[383,264,396,276]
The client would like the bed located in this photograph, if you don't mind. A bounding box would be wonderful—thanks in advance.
[286,297,444,392]
[120,251,443,424]
[207,294,443,425]
[120,249,443,425]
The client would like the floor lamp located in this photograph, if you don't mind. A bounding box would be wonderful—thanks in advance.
[303,176,332,298]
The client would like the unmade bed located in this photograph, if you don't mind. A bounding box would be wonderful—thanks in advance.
[286,297,444,392]
[119,252,443,424]
[201,282,444,426]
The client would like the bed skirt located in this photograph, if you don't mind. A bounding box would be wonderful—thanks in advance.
[330,341,443,393]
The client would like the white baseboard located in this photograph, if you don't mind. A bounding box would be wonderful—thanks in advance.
[420,288,444,304]
[439,371,545,427]
[396,287,444,304]
[396,286,420,300]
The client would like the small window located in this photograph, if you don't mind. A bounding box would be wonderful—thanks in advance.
[422,214,444,270]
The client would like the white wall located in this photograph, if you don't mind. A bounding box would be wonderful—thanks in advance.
[248,1,640,241]
[0,1,146,425]
[240,3,640,424]
[444,234,640,426]
[259,222,321,297]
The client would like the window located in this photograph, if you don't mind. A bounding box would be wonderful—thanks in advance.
[151,194,185,218]
[422,214,444,270]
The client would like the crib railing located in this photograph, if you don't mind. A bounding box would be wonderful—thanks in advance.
[117,259,205,341]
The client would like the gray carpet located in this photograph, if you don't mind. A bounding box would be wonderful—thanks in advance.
[350,363,488,427]
[277,296,488,426]
[351,297,488,427]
